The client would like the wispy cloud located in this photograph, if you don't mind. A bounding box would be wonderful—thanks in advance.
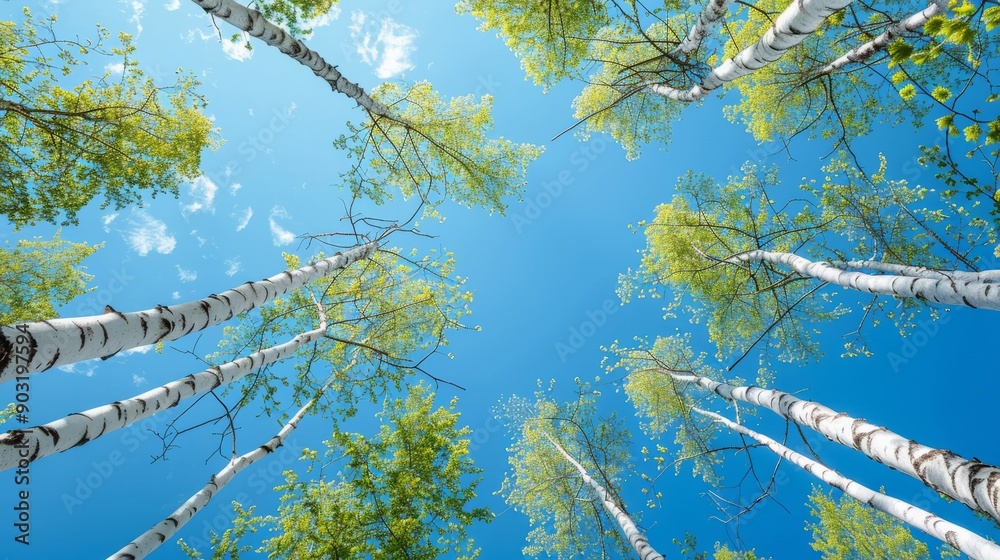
[235,207,253,231]
[164,0,179,10]
[183,175,218,214]
[349,12,417,79]
[225,258,242,277]
[171,291,181,300]
[176,265,197,282]
[122,0,145,34]
[221,38,254,62]
[124,210,176,256]
[57,360,99,377]
[269,206,296,246]
[133,373,148,386]
[105,62,125,75]
[120,345,156,357]
[103,212,119,232]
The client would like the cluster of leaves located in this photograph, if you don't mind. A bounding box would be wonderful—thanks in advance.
[208,246,475,423]
[336,81,543,217]
[253,0,341,36]
[0,9,217,228]
[179,383,489,559]
[497,378,634,559]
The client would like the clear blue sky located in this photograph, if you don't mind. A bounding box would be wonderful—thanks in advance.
[2,0,998,558]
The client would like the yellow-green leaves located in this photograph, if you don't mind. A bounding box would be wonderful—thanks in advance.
[0,231,100,324]
[337,81,542,217]
[254,0,340,35]
[0,12,216,228]
[456,0,609,90]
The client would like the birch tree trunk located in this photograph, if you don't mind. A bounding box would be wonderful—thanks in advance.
[108,375,334,560]
[649,0,853,101]
[189,0,389,116]
[726,249,1000,309]
[663,370,1000,523]
[693,407,1000,560]
[0,320,330,471]
[676,0,737,54]
[816,0,946,75]
[841,259,1000,283]
[0,242,376,383]
[543,432,664,560]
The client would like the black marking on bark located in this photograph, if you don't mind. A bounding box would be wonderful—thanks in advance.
[0,331,13,376]
[37,424,61,447]
[986,285,992,297]
[45,348,61,369]
[963,295,976,308]
[112,403,123,421]
[157,318,171,341]
[140,316,149,337]
[78,326,86,350]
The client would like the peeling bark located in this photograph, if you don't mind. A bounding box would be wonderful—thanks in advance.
[0,242,376,383]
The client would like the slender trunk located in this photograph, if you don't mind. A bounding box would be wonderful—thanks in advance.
[693,407,1000,560]
[727,248,1000,310]
[189,0,389,116]
[649,0,853,101]
[842,260,1000,283]
[676,0,737,54]
[663,370,1000,523]
[0,320,329,471]
[0,242,376,383]
[109,376,334,560]
[543,432,664,560]
[816,0,946,76]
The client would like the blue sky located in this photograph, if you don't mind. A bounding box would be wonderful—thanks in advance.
[1,0,999,558]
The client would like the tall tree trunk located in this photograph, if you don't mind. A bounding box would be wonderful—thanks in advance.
[676,0,737,54]
[649,0,853,101]
[842,259,1000,283]
[189,0,389,116]
[0,316,331,471]
[543,432,664,560]
[816,0,946,75]
[662,369,1000,523]
[693,407,1000,560]
[725,248,1000,309]
[108,375,335,560]
[0,242,376,383]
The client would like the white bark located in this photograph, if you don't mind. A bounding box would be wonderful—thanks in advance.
[649,0,853,101]
[664,370,1000,523]
[727,249,1000,310]
[0,242,376,383]
[817,0,946,75]
[0,321,329,471]
[694,407,1000,560]
[543,432,664,560]
[677,0,738,54]
[109,376,333,560]
[842,259,1000,284]
[188,0,389,116]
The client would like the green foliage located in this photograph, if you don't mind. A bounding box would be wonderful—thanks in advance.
[498,379,634,558]
[0,10,217,227]
[177,503,257,559]
[256,383,489,559]
[209,246,474,422]
[0,231,100,324]
[336,81,543,217]
[806,486,958,559]
[0,403,16,427]
[675,531,766,560]
[254,0,339,35]
[455,0,609,90]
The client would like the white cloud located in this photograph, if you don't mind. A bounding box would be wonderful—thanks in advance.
[122,0,145,34]
[176,265,198,282]
[229,182,243,196]
[164,0,179,10]
[105,62,125,75]
[221,38,254,62]
[171,291,181,300]
[57,360,99,377]
[102,212,119,232]
[120,344,155,357]
[349,12,417,79]
[124,210,176,256]
[133,373,148,386]
[225,258,242,277]
[300,7,341,38]
[269,206,296,246]
[235,207,253,231]
[183,175,218,214]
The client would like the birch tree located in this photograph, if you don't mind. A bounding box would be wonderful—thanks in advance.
[693,407,1000,560]
[0,242,470,469]
[611,335,1000,525]
[624,159,995,365]
[0,240,376,383]
[498,380,637,558]
[1,10,216,228]
[189,0,542,215]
